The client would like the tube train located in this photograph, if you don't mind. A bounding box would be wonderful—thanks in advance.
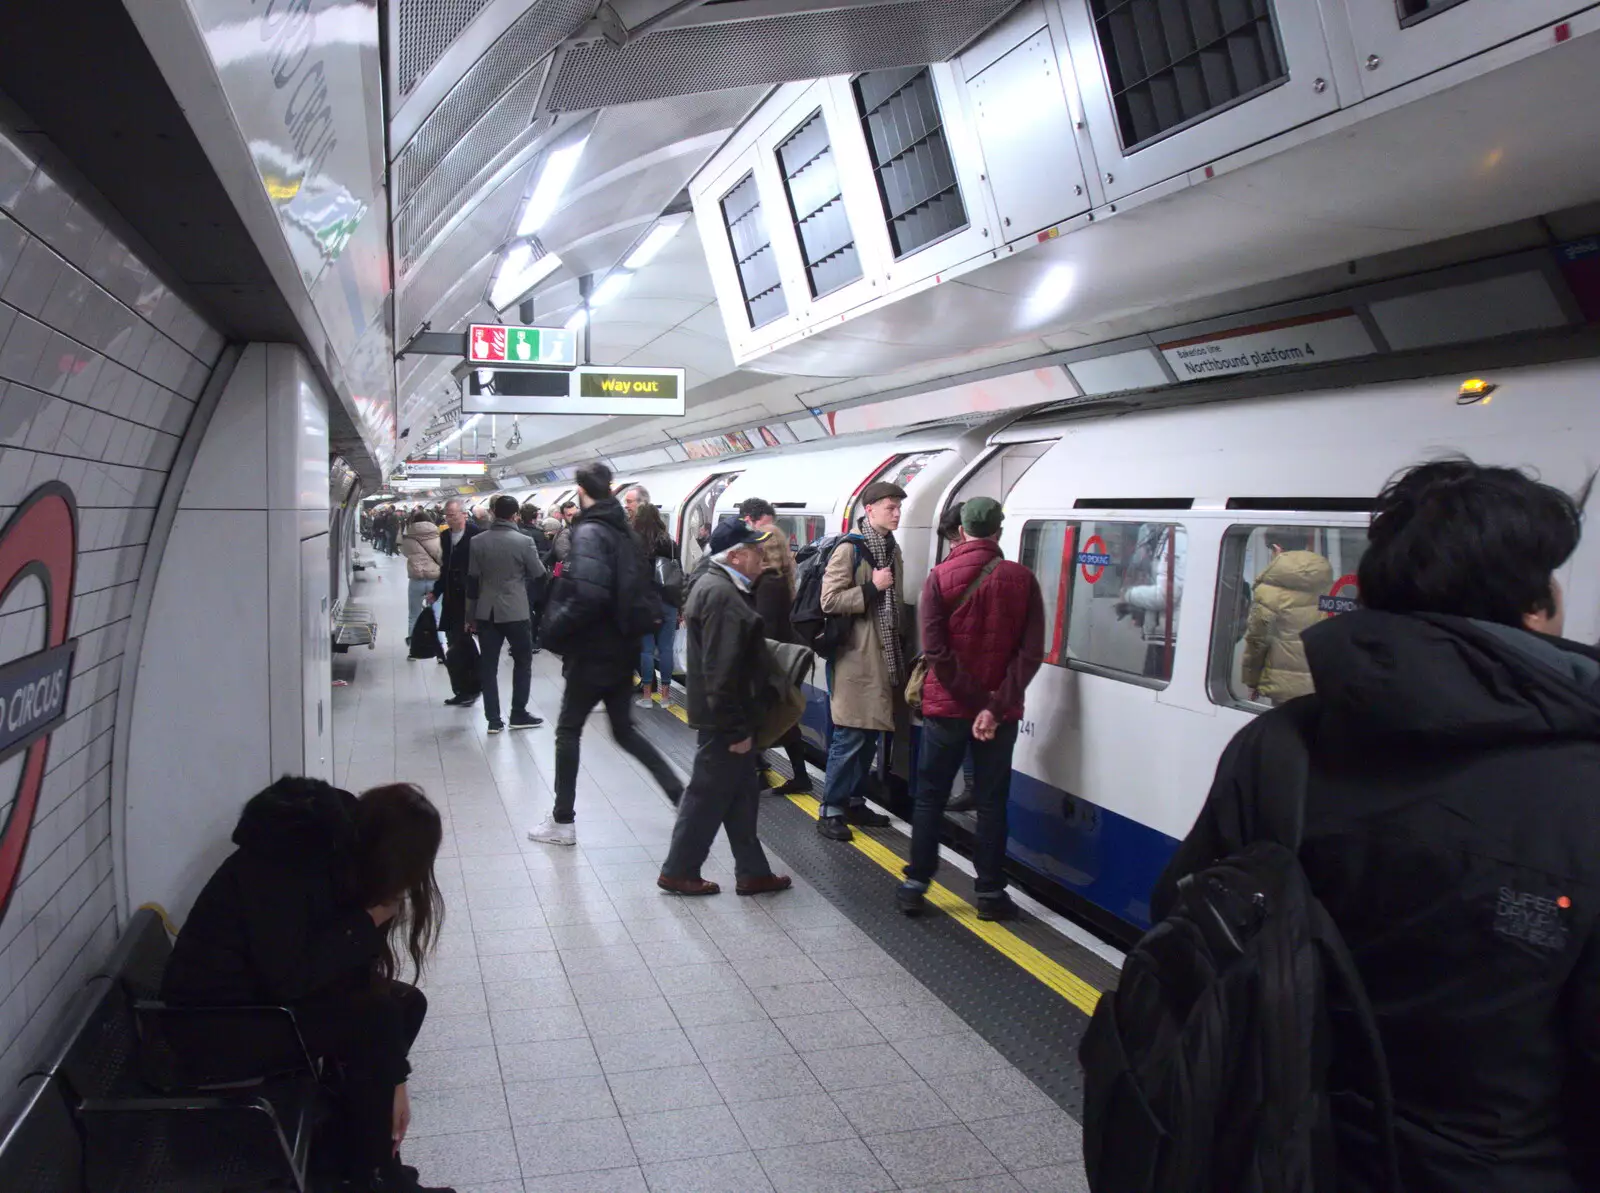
[481,360,1600,941]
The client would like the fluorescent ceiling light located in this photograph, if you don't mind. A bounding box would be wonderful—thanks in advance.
[591,272,632,308]
[517,139,588,236]
[565,308,588,331]
[489,245,562,311]
[1023,264,1077,326]
[624,213,690,270]
[435,414,483,451]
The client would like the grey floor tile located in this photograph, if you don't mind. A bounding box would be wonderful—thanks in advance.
[966,1111,1084,1171]
[486,975,576,1013]
[1013,1163,1091,1193]
[859,1002,973,1043]
[685,1017,796,1064]
[637,937,725,969]
[469,884,544,911]
[731,1092,856,1149]
[712,931,806,963]
[755,1138,897,1193]
[522,1167,648,1193]
[595,1026,699,1073]
[579,994,679,1038]
[753,980,854,1019]
[478,949,569,983]
[412,1011,495,1054]
[490,1003,589,1046]
[704,1053,822,1103]
[424,981,489,1017]
[476,926,558,954]
[785,924,877,955]
[803,1043,920,1092]
[893,1033,1011,1081]
[516,1116,637,1178]
[410,1045,504,1092]
[864,1125,1007,1186]
[623,1103,749,1164]
[497,1035,602,1082]
[404,1128,523,1186]
[561,943,647,976]
[829,1079,962,1135]
[899,1176,1027,1193]
[568,966,661,1005]
[606,1062,723,1117]
[406,1084,511,1138]
[770,1009,886,1054]
[809,948,909,981]
[541,900,623,927]
[651,961,747,997]
[472,903,548,932]
[926,1067,1058,1123]
[449,1183,525,1193]
[549,919,634,950]
[504,1074,618,1125]
[665,988,766,1028]
[617,903,704,934]
[836,973,945,1010]
[421,952,486,987]
[731,954,826,988]
[641,1150,775,1193]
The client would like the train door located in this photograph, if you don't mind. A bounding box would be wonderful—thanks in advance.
[680,471,742,570]
[936,440,1054,562]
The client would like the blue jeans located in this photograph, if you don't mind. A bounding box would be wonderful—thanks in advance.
[407,578,433,636]
[907,715,1018,895]
[821,724,879,820]
[640,605,677,690]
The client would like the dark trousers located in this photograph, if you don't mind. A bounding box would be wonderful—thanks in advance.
[444,626,480,697]
[778,723,810,786]
[553,670,682,823]
[907,715,1019,895]
[662,731,775,882]
[478,617,533,723]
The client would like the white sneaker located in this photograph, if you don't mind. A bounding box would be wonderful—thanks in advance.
[635,694,655,709]
[527,816,576,847]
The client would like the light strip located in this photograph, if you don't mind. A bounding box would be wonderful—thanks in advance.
[433,414,483,452]
[517,139,588,236]
[565,308,588,331]
[489,246,562,311]
[624,213,690,269]
[591,272,632,307]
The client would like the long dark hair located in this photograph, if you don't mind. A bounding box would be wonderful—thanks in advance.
[632,502,668,545]
[352,783,444,982]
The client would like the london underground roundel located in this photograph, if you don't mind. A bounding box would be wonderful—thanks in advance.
[0,483,78,924]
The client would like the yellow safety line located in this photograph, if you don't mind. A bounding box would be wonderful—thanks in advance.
[656,697,1101,1014]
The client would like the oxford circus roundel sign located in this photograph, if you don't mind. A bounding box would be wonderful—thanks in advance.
[0,483,77,925]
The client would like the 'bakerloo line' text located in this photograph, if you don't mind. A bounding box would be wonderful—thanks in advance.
[1173,343,1316,375]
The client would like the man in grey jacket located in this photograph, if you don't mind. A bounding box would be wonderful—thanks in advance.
[657,520,792,897]
[467,494,547,734]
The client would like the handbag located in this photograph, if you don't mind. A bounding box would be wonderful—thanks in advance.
[408,605,442,660]
[905,557,1001,711]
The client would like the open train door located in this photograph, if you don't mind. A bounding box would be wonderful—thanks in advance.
[672,470,743,678]
[935,440,1055,563]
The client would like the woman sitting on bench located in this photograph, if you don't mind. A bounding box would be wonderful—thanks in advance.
[163,777,450,1193]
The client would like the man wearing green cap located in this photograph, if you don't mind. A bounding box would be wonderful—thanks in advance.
[897,496,1044,920]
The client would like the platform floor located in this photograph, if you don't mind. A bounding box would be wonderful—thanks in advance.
[331,552,1093,1193]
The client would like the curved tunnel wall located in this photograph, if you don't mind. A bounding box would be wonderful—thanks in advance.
[0,117,223,1084]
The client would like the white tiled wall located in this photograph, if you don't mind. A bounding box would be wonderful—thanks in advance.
[0,118,225,1085]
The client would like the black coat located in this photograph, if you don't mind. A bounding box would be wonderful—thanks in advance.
[431,522,480,633]
[1155,611,1600,1193]
[163,779,384,1008]
[540,498,640,682]
[752,568,795,644]
[684,564,768,738]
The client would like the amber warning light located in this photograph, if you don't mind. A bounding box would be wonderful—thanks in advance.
[1458,378,1498,405]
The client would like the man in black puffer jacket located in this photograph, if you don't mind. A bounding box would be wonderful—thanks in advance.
[529,463,683,847]
[1155,459,1600,1193]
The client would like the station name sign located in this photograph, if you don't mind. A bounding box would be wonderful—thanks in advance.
[0,643,75,766]
[468,324,578,370]
[462,366,686,417]
[403,460,489,477]
[1157,310,1375,381]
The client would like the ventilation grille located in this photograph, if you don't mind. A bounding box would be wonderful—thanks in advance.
[721,173,787,329]
[1398,0,1470,24]
[853,67,966,259]
[397,0,493,97]
[398,170,531,336]
[1089,0,1288,152]
[394,0,597,210]
[546,0,1017,111]
[777,110,861,299]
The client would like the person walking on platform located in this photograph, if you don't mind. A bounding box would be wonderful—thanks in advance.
[466,495,547,734]
[896,497,1043,921]
[741,497,811,794]
[427,498,481,706]
[816,481,906,841]
[633,502,680,708]
[517,503,553,651]
[528,464,684,847]
[399,510,442,644]
[1153,459,1600,1193]
[657,520,793,897]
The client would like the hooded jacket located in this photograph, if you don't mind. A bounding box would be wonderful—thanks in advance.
[1154,611,1600,1193]
[1240,549,1335,701]
[399,520,442,581]
[540,497,644,681]
[163,778,385,1008]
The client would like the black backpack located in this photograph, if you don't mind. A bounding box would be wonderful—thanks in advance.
[611,525,664,637]
[1079,702,1398,1193]
[789,533,868,660]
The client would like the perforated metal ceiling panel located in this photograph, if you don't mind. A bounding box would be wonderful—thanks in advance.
[396,0,496,97]
[546,0,1018,110]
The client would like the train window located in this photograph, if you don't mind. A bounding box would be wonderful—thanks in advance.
[772,514,826,551]
[1207,523,1369,712]
[843,451,943,529]
[1020,519,1188,688]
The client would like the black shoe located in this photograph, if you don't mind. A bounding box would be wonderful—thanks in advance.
[845,806,891,829]
[896,882,927,916]
[816,816,853,842]
[444,692,479,707]
[976,894,1019,922]
[509,711,543,730]
[946,790,976,813]
[531,645,542,654]
[771,776,813,796]
[487,720,505,735]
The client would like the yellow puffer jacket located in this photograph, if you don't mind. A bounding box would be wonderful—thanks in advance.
[1240,550,1334,701]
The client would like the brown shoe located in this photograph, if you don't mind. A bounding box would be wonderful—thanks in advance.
[657,874,720,896]
[736,874,793,896]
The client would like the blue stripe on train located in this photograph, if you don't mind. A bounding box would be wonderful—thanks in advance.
[797,682,1176,930]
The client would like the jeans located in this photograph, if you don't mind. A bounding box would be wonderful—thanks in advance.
[661,731,774,882]
[478,617,534,723]
[906,715,1019,895]
[407,578,433,635]
[553,669,683,822]
[821,724,879,819]
[639,605,677,690]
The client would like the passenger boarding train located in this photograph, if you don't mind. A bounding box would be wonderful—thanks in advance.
[491,360,1600,942]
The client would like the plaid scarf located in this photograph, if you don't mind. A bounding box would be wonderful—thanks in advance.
[856,516,904,687]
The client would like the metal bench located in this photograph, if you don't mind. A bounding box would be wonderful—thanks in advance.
[333,600,377,652]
